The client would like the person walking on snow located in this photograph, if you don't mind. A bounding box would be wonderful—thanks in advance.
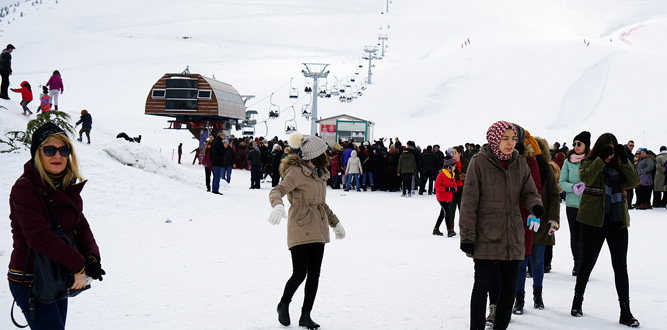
[0,44,15,99]
[36,86,51,113]
[268,131,346,330]
[45,70,64,111]
[11,81,33,116]
[432,154,457,236]
[75,109,92,143]
[344,150,362,192]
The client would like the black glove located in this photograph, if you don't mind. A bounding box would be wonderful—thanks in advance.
[599,145,614,161]
[445,187,456,192]
[615,144,628,164]
[460,243,475,254]
[532,205,544,218]
[85,256,106,281]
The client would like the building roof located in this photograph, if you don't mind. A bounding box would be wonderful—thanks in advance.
[317,114,367,122]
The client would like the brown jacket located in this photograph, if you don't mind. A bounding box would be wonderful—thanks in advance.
[459,145,543,261]
[269,154,340,249]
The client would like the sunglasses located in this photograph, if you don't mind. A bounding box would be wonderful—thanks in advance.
[40,146,71,157]
[451,151,457,155]
[574,142,584,147]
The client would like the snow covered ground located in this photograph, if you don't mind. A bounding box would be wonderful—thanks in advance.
[1,0,667,329]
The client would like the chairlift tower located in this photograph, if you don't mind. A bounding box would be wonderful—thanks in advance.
[378,34,388,57]
[301,63,330,136]
[363,46,378,84]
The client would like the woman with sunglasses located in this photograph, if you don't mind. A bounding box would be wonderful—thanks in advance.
[558,131,591,276]
[571,133,639,327]
[8,122,105,329]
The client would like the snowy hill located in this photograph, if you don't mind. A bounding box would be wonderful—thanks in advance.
[1,0,667,329]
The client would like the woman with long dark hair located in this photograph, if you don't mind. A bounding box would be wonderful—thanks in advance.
[571,133,640,327]
[267,132,346,330]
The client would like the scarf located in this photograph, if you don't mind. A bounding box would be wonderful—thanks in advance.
[602,165,623,222]
[48,173,64,189]
[569,153,586,163]
[486,120,516,161]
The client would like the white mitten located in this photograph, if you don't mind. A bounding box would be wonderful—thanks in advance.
[333,223,346,240]
[527,215,540,232]
[548,220,559,235]
[267,204,287,225]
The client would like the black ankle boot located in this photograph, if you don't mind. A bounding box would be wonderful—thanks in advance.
[299,310,320,329]
[571,293,584,317]
[277,302,290,326]
[533,287,544,310]
[512,291,525,315]
[619,300,640,327]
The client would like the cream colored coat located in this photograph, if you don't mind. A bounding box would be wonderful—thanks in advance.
[269,154,340,249]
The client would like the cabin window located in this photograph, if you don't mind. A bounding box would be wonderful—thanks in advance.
[151,89,166,99]
[198,90,212,100]
[165,100,197,111]
[166,89,198,99]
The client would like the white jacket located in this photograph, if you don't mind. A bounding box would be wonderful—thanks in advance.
[345,150,363,174]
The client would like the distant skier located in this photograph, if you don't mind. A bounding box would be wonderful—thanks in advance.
[11,81,33,116]
[178,143,183,164]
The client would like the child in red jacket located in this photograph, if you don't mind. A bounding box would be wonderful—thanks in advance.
[36,86,51,113]
[11,80,33,116]
[433,153,458,237]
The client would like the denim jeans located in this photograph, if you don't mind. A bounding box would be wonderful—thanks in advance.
[212,166,224,192]
[346,173,360,191]
[517,244,546,291]
[9,281,68,330]
[362,172,374,187]
[224,165,233,183]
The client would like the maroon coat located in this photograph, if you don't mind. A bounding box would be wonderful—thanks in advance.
[330,153,342,176]
[8,161,100,281]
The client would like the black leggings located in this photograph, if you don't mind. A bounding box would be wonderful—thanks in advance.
[401,173,413,194]
[566,206,582,271]
[281,243,325,311]
[574,219,630,301]
[434,200,451,230]
[470,259,519,330]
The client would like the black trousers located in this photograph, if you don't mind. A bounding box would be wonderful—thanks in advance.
[574,218,630,302]
[281,243,325,312]
[566,206,582,271]
[420,170,436,193]
[401,173,413,194]
[635,185,653,205]
[204,166,211,190]
[470,259,519,330]
[0,71,9,96]
[434,200,451,230]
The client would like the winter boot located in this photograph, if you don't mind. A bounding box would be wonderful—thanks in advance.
[571,293,584,317]
[299,310,320,329]
[485,303,496,328]
[619,300,640,327]
[512,291,525,315]
[277,301,290,326]
[447,230,456,237]
[533,287,544,310]
[433,228,444,236]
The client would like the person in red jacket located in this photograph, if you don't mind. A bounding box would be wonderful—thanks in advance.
[11,80,33,116]
[8,122,105,329]
[433,153,458,236]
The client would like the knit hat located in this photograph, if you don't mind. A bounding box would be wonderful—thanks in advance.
[443,154,456,169]
[31,122,66,158]
[287,131,327,160]
[638,147,648,153]
[573,131,591,148]
[512,123,526,144]
[486,121,516,161]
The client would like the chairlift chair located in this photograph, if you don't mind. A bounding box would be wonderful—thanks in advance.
[289,78,299,98]
[268,93,280,119]
[242,127,255,136]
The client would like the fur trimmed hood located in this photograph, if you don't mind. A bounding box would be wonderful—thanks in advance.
[279,153,330,180]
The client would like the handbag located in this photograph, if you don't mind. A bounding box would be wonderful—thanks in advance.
[30,204,90,304]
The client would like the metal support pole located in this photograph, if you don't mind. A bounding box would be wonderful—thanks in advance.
[302,63,330,136]
[363,46,378,84]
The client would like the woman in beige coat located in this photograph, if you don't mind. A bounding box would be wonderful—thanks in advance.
[459,120,543,330]
[267,132,346,330]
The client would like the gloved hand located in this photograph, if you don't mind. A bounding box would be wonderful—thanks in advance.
[267,204,287,225]
[548,220,559,235]
[615,144,628,164]
[445,187,456,192]
[572,182,585,196]
[532,205,544,218]
[333,222,346,239]
[527,215,540,232]
[460,242,475,254]
[599,145,614,161]
[85,256,106,281]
